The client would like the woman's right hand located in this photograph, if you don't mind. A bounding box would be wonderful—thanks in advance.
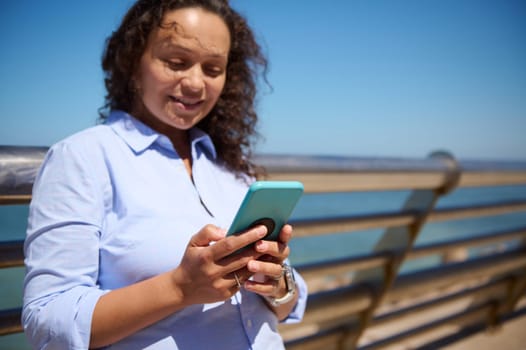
[172,224,268,305]
[90,224,266,348]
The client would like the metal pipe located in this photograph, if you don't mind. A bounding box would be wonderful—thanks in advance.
[371,278,511,327]
[408,227,526,259]
[278,285,373,342]
[386,250,526,303]
[359,303,495,349]
[2,148,526,196]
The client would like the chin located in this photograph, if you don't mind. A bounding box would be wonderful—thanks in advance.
[164,116,201,130]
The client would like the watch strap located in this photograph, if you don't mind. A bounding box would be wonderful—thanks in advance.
[267,263,296,307]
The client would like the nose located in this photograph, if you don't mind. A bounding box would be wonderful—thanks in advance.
[180,65,205,94]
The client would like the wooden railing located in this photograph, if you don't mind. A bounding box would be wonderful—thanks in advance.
[1,146,526,349]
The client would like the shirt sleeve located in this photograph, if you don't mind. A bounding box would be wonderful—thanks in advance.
[22,140,109,349]
[279,267,308,324]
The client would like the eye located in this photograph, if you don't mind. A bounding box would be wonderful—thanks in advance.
[203,64,225,78]
[165,59,186,71]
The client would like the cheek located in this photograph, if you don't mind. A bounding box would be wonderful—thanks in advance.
[140,64,173,91]
[209,78,226,100]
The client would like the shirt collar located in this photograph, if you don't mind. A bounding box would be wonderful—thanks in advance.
[107,110,217,159]
[189,128,217,160]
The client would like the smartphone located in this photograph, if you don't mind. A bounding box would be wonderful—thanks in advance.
[227,181,304,242]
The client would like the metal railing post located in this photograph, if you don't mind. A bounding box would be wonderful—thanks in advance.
[338,152,461,349]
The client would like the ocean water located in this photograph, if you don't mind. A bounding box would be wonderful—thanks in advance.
[1,185,526,348]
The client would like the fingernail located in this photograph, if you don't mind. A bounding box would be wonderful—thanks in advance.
[256,240,266,251]
[257,225,267,237]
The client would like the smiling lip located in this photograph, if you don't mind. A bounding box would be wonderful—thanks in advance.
[169,96,204,110]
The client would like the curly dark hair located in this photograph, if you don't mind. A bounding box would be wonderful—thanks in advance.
[101,0,268,178]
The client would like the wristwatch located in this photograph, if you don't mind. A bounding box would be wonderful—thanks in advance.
[267,263,296,307]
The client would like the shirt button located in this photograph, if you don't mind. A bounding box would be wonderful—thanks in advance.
[246,319,253,328]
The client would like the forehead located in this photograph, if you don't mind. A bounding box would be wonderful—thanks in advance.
[150,7,231,56]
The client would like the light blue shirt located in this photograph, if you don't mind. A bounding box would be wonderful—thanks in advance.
[22,110,307,350]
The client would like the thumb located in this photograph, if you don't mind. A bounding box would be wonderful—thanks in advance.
[189,224,226,247]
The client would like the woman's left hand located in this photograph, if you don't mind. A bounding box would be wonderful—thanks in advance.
[242,224,294,303]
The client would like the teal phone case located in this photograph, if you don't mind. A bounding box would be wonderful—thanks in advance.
[227,181,304,241]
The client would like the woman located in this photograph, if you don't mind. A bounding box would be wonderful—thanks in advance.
[22,1,307,349]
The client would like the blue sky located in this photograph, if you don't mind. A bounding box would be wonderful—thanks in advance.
[1,0,525,161]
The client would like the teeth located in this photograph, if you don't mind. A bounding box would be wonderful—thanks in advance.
[172,96,200,105]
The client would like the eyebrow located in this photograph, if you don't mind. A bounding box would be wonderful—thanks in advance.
[155,37,228,60]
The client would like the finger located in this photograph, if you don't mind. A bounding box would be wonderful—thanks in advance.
[188,225,226,247]
[254,239,289,261]
[217,248,265,281]
[212,225,267,260]
[278,224,293,244]
[247,260,283,280]
[243,277,281,297]
[251,224,292,259]
[229,268,253,288]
